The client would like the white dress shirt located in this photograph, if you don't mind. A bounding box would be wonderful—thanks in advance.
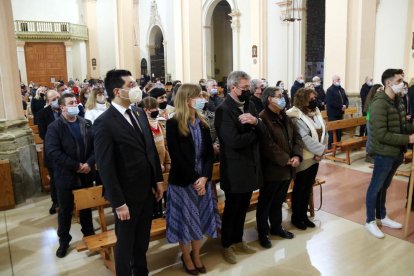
[111,102,141,131]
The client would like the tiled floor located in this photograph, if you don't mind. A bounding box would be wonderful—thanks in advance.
[1,150,414,275]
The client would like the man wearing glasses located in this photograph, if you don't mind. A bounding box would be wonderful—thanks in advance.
[214,70,265,264]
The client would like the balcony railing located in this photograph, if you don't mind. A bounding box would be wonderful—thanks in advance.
[14,20,88,41]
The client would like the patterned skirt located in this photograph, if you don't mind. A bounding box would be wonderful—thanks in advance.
[166,181,221,244]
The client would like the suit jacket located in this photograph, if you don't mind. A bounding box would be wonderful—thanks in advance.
[214,95,265,193]
[259,107,303,182]
[407,85,414,118]
[93,105,163,208]
[37,105,59,168]
[326,84,349,119]
[166,117,214,186]
[290,81,304,101]
[315,86,326,110]
[360,83,371,113]
[45,116,95,189]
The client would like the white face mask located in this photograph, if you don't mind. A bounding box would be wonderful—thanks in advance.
[391,82,404,94]
[402,89,408,96]
[314,82,321,87]
[298,79,304,84]
[119,86,143,103]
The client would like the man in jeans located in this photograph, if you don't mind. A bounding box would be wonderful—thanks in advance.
[366,69,414,238]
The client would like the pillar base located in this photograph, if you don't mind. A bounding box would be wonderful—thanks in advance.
[0,119,41,204]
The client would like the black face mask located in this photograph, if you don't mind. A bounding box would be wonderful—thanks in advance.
[308,99,318,110]
[238,90,251,102]
[158,102,167,110]
[150,110,159,119]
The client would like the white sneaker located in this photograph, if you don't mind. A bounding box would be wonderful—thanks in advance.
[380,216,403,229]
[365,221,385,239]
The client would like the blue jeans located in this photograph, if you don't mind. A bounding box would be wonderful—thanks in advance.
[365,154,403,223]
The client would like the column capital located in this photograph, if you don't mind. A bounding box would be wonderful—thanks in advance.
[64,41,73,47]
[15,41,25,47]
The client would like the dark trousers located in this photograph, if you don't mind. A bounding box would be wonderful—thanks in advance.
[221,191,252,248]
[292,164,319,221]
[56,186,94,245]
[256,180,290,235]
[366,154,403,222]
[360,112,367,136]
[47,167,58,204]
[114,192,154,276]
[328,116,343,149]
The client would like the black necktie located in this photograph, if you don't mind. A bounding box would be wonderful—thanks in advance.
[125,109,143,135]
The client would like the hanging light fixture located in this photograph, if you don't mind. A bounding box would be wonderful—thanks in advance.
[281,0,302,22]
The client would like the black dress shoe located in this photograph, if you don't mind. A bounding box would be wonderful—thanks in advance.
[303,218,316,228]
[56,243,69,258]
[270,228,294,239]
[181,255,199,275]
[190,251,206,274]
[291,219,307,230]
[49,203,58,215]
[258,234,272,249]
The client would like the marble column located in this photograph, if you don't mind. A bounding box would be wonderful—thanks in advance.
[229,9,241,70]
[0,0,40,204]
[83,0,101,79]
[64,41,74,81]
[16,41,27,85]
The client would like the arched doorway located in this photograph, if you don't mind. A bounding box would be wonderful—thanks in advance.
[204,0,233,83]
[148,25,165,82]
[141,58,148,76]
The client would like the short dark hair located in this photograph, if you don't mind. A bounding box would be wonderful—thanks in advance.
[104,69,132,100]
[142,96,158,109]
[58,92,76,106]
[381,69,403,86]
[261,86,280,106]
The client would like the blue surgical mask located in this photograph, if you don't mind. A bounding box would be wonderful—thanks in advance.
[210,88,218,95]
[51,99,59,109]
[272,97,286,110]
[67,106,79,116]
[192,98,206,111]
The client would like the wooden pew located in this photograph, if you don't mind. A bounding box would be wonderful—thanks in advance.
[29,124,39,134]
[74,163,325,271]
[28,116,34,126]
[36,145,50,192]
[325,117,367,165]
[321,106,358,120]
[0,160,15,210]
[73,183,170,272]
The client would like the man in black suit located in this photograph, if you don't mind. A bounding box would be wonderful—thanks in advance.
[94,69,164,276]
[359,76,373,136]
[37,89,61,214]
[312,76,326,111]
[214,70,265,264]
[45,93,95,258]
[326,74,349,149]
[290,74,305,101]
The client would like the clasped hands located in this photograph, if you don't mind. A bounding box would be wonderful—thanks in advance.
[286,156,300,168]
[239,113,258,125]
[193,177,208,196]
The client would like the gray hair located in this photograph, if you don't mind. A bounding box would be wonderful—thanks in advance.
[206,79,217,90]
[227,70,251,90]
[312,76,320,82]
[250,79,262,93]
[261,86,281,106]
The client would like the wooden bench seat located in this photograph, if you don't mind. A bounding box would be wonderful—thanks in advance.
[73,163,325,272]
[325,117,367,165]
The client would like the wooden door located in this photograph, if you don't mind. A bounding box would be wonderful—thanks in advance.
[25,42,67,87]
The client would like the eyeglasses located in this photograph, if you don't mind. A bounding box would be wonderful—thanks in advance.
[236,85,249,91]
